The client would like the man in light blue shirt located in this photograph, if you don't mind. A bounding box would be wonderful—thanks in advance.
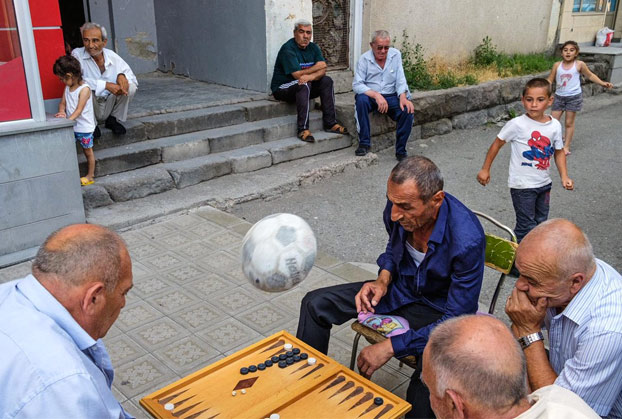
[352,30,414,160]
[0,224,134,418]
[506,219,622,418]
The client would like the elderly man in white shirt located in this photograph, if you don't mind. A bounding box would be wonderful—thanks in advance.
[72,22,138,138]
[352,30,414,160]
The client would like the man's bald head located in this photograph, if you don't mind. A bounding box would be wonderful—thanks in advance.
[519,219,595,280]
[32,224,128,291]
[425,315,528,412]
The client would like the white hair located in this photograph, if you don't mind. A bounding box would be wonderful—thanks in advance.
[294,19,312,31]
[80,22,108,41]
[371,30,390,44]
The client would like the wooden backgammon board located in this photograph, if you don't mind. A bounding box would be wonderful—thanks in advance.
[140,331,411,418]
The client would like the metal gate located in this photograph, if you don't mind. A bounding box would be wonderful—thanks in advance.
[312,0,350,70]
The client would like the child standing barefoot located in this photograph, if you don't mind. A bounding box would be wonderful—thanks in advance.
[53,55,96,185]
[547,40,613,155]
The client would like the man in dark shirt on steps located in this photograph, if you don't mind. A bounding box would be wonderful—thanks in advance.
[271,19,347,143]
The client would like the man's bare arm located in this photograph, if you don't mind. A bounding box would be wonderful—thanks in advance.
[291,61,327,79]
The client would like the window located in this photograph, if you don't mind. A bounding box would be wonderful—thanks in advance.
[573,0,617,12]
[0,0,31,122]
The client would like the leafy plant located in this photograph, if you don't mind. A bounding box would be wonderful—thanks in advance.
[508,108,517,119]
[398,31,434,90]
[463,74,479,85]
[473,36,499,67]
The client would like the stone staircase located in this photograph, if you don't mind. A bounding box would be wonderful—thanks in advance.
[80,99,352,211]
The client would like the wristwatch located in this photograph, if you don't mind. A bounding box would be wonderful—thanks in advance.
[517,332,544,350]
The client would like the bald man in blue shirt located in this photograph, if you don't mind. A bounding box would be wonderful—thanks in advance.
[0,224,133,418]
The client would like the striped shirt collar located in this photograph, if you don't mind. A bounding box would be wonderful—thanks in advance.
[555,261,602,326]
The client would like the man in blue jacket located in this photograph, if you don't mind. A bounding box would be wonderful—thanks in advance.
[297,156,485,417]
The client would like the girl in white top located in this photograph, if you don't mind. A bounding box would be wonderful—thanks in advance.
[54,55,97,185]
[547,41,613,155]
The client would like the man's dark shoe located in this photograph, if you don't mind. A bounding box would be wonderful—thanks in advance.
[93,126,101,139]
[355,146,369,156]
[105,116,126,135]
[396,153,408,162]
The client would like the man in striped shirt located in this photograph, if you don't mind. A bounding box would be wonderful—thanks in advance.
[506,219,622,417]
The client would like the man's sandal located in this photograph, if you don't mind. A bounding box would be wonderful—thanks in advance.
[326,124,348,134]
[80,177,94,186]
[298,130,315,142]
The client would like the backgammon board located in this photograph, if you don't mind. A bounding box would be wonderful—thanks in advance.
[140,331,411,418]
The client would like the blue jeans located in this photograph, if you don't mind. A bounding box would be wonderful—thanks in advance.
[355,93,414,156]
[510,183,552,242]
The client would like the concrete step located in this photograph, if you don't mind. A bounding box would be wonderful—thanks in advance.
[82,131,352,209]
[79,112,327,177]
[85,147,375,230]
[83,100,297,151]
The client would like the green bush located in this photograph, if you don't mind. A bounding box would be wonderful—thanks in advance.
[397,33,553,91]
[473,36,499,66]
[463,74,479,85]
[399,31,434,90]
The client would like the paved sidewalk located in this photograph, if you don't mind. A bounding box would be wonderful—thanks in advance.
[0,206,414,418]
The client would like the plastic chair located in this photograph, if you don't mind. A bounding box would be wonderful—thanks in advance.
[349,210,518,371]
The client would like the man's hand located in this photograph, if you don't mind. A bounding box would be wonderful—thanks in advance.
[357,339,394,379]
[399,95,414,114]
[375,94,388,114]
[505,287,547,337]
[55,112,66,118]
[355,279,389,314]
[298,74,312,85]
[105,82,125,96]
[476,169,491,186]
[562,177,574,190]
[116,74,129,95]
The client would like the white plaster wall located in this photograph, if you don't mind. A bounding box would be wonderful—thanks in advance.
[363,0,555,63]
[265,0,313,88]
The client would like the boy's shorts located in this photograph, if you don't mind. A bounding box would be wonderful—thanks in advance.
[75,132,94,149]
[552,93,583,112]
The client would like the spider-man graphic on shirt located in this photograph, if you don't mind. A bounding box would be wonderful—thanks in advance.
[522,130,554,170]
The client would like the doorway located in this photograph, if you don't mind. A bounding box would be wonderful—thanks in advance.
[312,0,350,70]
[58,0,87,53]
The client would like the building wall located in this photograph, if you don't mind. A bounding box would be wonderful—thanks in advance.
[87,0,158,74]
[0,121,85,267]
[154,0,267,91]
[558,0,622,44]
[265,0,313,90]
[362,0,555,63]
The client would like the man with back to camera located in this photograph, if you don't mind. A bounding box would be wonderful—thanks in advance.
[352,30,415,160]
[421,314,599,418]
[296,156,486,417]
[505,219,622,417]
[72,22,138,138]
[271,19,347,143]
[0,224,134,417]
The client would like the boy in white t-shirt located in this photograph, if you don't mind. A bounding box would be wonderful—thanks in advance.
[477,78,574,241]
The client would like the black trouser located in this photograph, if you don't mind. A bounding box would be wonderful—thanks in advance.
[273,76,337,132]
[296,281,442,418]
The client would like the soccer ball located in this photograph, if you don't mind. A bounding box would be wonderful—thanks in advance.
[241,213,317,292]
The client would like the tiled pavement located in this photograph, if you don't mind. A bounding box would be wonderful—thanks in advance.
[0,206,416,418]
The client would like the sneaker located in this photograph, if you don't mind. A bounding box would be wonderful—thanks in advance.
[355,146,369,156]
[93,126,101,139]
[105,116,127,135]
[396,153,408,162]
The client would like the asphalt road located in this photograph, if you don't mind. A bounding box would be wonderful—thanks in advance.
[232,94,622,311]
